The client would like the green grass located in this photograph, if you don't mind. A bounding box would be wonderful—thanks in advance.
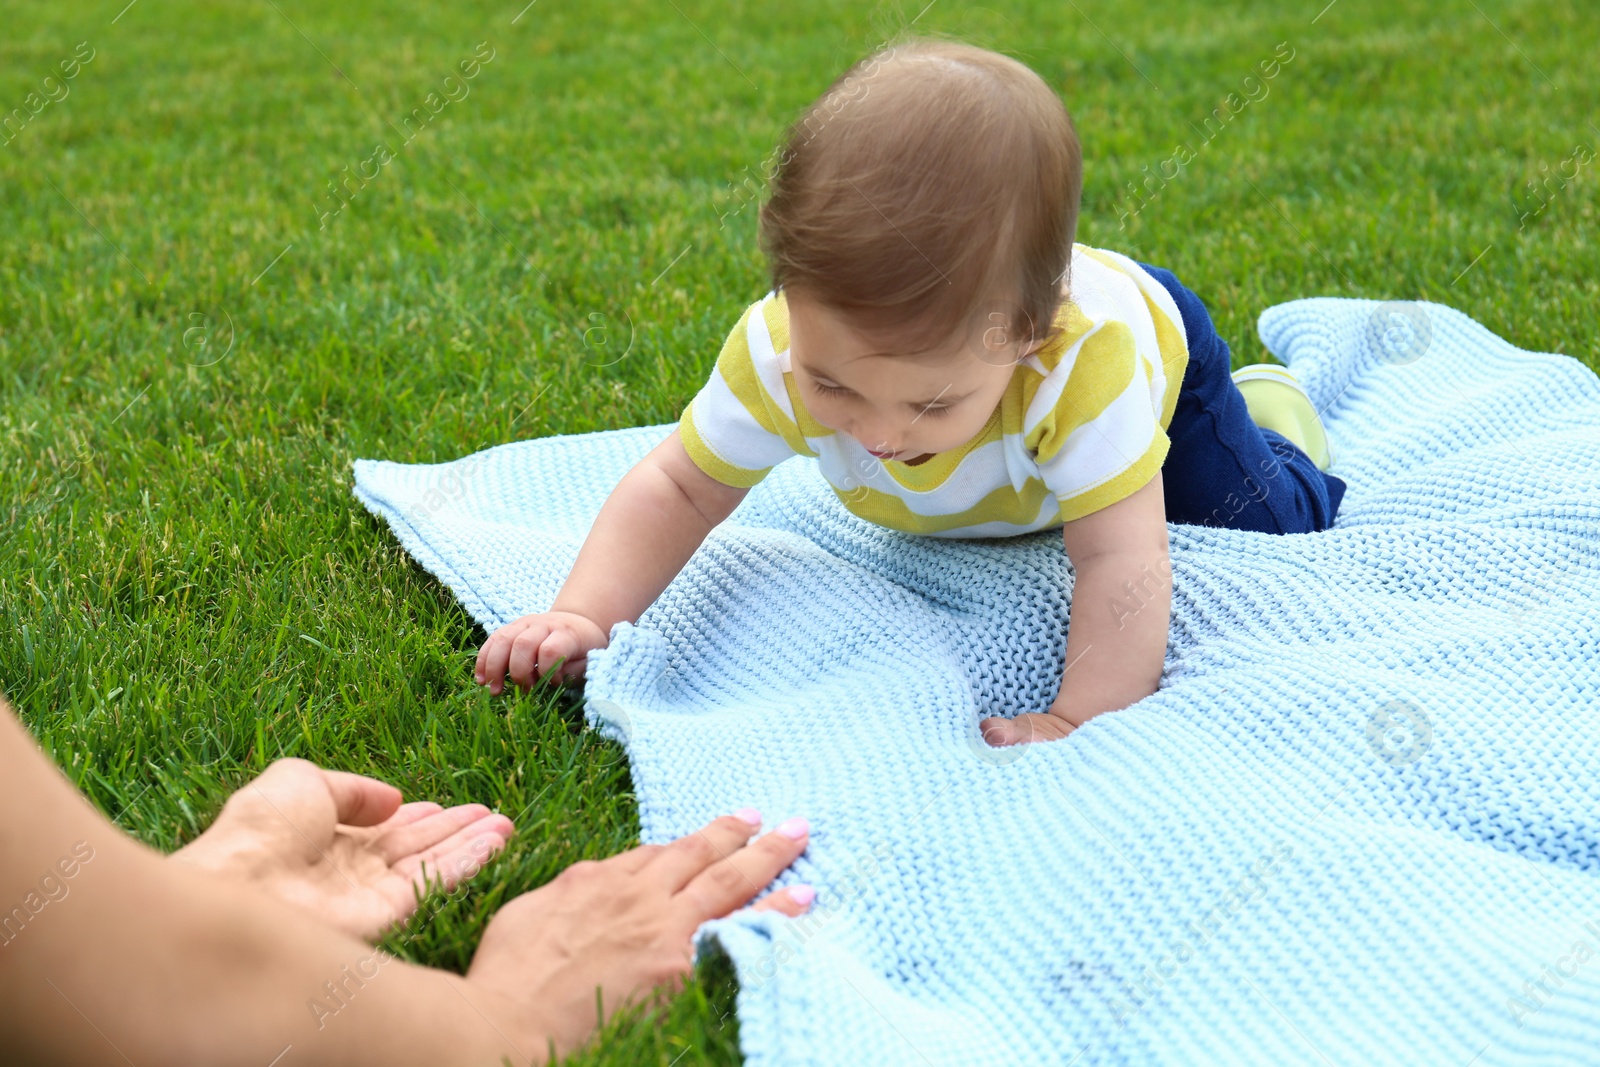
[1,0,1595,1061]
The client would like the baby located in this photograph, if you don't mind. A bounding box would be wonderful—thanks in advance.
[475,38,1348,746]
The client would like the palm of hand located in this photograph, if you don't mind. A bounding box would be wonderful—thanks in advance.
[251,805,496,940]
[173,759,515,942]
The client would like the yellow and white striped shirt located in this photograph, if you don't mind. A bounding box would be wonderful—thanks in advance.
[677,243,1190,538]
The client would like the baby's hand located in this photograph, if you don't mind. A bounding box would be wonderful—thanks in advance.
[474,611,610,695]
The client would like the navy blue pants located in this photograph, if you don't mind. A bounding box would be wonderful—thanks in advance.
[1135,260,1347,534]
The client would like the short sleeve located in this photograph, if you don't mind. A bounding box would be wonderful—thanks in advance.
[1025,319,1170,524]
[677,296,805,488]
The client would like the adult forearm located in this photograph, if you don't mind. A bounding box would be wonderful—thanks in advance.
[8,852,534,1066]
[0,708,536,1067]
[551,458,717,633]
[1049,552,1172,726]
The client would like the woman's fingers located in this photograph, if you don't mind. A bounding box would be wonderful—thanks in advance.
[319,768,406,827]
[750,884,817,918]
[611,842,667,875]
[606,808,766,881]
[678,820,811,925]
[376,804,506,865]
[660,816,812,926]
[458,809,814,1059]
[390,812,514,889]
[646,812,765,893]
[379,801,447,831]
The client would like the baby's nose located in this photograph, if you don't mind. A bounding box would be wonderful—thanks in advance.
[857,428,903,452]
[853,417,902,449]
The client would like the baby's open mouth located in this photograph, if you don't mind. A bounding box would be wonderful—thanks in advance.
[867,447,935,465]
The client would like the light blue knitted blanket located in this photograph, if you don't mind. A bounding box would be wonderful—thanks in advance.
[354,297,1600,1066]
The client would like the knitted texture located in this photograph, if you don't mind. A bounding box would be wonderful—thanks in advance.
[354,297,1600,1066]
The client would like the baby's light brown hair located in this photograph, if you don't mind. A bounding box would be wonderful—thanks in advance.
[758,37,1082,360]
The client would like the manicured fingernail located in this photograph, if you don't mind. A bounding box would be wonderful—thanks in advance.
[733,807,763,826]
[789,884,816,906]
[775,817,809,840]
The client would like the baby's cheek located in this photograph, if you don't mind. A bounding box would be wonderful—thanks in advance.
[935,421,983,450]
[807,402,842,430]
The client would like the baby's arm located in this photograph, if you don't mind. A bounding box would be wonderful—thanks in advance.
[475,428,750,693]
[979,471,1172,746]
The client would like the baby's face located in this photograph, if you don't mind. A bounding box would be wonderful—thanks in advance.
[787,289,1039,463]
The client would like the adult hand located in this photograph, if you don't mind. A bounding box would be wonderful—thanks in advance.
[466,809,814,1059]
[475,610,610,694]
[171,758,515,942]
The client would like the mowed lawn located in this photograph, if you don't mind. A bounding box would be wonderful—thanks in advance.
[1,0,1595,1062]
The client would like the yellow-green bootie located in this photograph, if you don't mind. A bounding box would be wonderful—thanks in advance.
[1230,363,1335,473]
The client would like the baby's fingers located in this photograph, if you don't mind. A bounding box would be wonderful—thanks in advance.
[506,620,559,691]
[473,636,495,687]
[478,617,538,694]
[537,629,580,685]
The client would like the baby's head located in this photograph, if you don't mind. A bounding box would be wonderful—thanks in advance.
[759,38,1082,461]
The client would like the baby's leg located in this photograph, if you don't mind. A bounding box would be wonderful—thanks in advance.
[1135,260,1347,534]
